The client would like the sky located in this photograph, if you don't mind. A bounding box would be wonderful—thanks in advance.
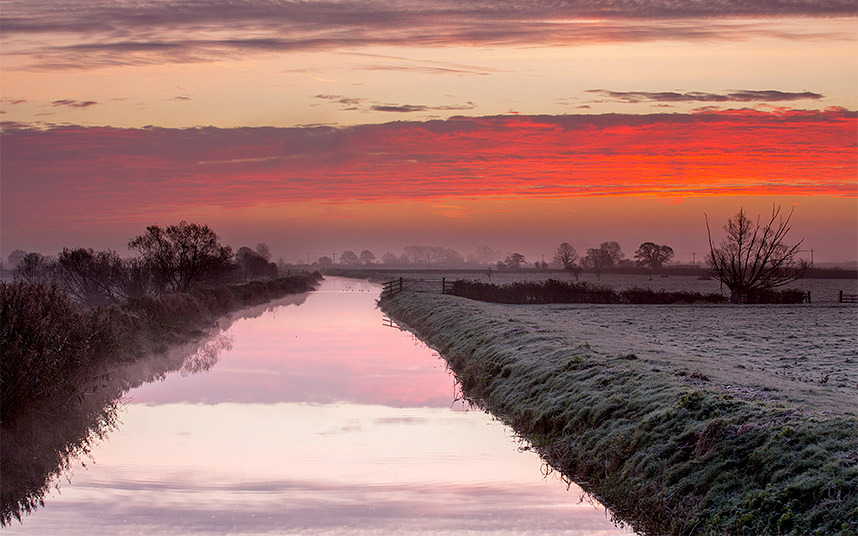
[1,0,857,265]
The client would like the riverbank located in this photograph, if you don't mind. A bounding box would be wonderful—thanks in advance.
[0,273,322,423]
[379,291,858,535]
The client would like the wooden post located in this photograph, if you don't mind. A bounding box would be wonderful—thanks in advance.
[806,291,811,304]
[442,278,446,294]
[399,277,403,294]
[839,290,843,303]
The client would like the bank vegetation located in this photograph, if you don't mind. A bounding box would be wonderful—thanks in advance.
[379,291,857,535]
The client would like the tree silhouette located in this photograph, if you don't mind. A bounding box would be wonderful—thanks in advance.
[128,221,233,293]
[635,242,674,279]
[359,250,376,265]
[11,253,51,284]
[553,242,579,269]
[503,252,526,269]
[6,250,27,269]
[706,206,810,303]
[582,241,624,279]
[339,250,359,265]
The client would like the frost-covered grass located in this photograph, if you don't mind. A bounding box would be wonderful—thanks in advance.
[380,292,858,535]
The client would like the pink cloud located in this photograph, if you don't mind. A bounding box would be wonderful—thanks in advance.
[1,109,856,232]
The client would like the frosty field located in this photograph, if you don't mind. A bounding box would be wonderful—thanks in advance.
[379,290,858,535]
[506,302,857,414]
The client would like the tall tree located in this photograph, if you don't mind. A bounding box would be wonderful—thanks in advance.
[359,250,376,265]
[6,250,27,269]
[582,241,624,279]
[706,206,810,303]
[53,248,126,305]
[339,250,359,265]
[467,245,501,265]
[255,243,271,261]
[503,252,526,269]
[128,221,233,293]
[237,246,275,280]
[12,253,52,284]
[553,242,579,270]
[635,242,674,279]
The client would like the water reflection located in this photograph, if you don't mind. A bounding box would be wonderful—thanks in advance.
[0,292,308,525]
[5,278,632,535]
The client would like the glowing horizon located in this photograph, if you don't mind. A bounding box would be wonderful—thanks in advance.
[1,0,856,264]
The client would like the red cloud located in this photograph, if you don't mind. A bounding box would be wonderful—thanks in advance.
[2,109,856,228]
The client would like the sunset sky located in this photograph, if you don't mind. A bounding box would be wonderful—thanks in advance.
[2,0,857,265]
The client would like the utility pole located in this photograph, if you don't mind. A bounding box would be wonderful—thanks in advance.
[799,248,815,266]
[691,252,697,266]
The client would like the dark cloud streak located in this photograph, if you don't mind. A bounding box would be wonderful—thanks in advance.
[2,1,855,69]
[51,99,99,108]
[588,89,825,103]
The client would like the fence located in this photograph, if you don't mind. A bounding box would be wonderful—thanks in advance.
[839,290,858,303]
[381,278,453,298]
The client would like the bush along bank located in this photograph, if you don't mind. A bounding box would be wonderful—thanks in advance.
[0,272,322,423]
[379,292,857,536]
[446,279,809,304]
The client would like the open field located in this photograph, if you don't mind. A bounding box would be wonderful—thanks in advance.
[499,302,857,414]
[334,268,858,304]
[379,291,858,535]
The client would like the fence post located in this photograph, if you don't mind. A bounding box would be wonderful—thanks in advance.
[442,278,446,294]
[806,291,811,304]
[840,290,843,303]
[399,277,403,294]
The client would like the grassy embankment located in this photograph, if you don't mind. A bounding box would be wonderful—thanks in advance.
[379,291,857,535]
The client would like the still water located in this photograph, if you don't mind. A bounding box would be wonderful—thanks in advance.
[7,277,631,535]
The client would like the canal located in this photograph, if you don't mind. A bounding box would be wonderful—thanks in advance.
[6,277,631,535]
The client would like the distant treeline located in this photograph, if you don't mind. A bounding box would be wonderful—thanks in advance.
[446,279,809,305]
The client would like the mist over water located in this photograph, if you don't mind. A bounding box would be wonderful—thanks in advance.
[4,277,632,535]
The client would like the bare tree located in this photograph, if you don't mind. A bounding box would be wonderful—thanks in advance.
[706,206,810,303]
[467,245,501,265]
[635,242,674,279]
[128,222,234,293]
[502,252,526,269]
[582,241,624,279]
[12,253,52,284]
[359,250,376,265]
[553,242,578,269]
[255,243,271,261]
[339,250,359,265]
[237,246,276,280]
[53,248,127,306]
[6,250,27,269]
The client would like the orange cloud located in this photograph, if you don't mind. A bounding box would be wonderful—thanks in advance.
[2,108,856,233]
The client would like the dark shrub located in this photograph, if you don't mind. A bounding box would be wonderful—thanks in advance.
[1,283,91,419]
